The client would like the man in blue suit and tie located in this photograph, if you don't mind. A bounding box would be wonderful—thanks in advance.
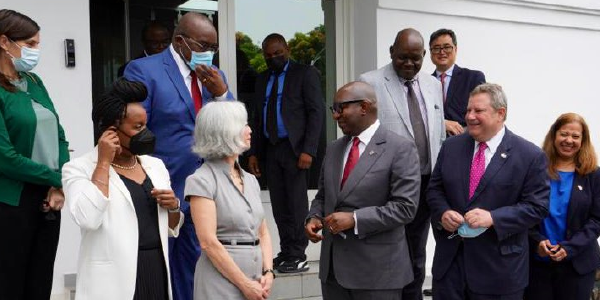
[429,29,486,136]
[124,12,233,300]
[426,83,550,299]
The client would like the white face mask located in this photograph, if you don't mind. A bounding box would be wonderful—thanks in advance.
[7,40,40,72]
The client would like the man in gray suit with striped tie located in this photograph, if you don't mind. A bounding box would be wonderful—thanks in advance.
[359,28,446,300]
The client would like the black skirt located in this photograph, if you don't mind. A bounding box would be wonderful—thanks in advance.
[133,247,169,300]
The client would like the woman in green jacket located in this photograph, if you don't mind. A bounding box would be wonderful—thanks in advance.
[0,9,70,300]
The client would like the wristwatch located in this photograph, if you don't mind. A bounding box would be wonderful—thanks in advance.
[262,269,276,278]
[168,198,181,213]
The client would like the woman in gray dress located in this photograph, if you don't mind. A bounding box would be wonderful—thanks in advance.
[185,101,274,300]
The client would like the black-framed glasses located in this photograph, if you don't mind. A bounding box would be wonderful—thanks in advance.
[430,45,454,54]
[329,99,365,114]
[178,34,219,53]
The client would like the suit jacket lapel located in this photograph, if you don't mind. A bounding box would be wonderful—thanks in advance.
[567,174,583,227]
[163,51,196,120]
[338,127,386,201]
[329,136,349,201]
[460,136,475,208]
[383,65,413,137]
[280,61,295,112]
[446,65,462,105]
[419,73,441,141]
[469,131,513,205]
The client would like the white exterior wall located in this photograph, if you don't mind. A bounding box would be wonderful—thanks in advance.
[345,0,600,277]
[3,1,92,299]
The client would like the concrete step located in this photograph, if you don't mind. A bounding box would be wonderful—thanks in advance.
[271,261,321,299]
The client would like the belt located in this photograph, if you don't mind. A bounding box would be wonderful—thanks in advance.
[219,239,260,246]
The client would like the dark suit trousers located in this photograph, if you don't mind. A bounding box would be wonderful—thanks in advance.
[403,174,431,300]
[524,259,595,300]
[266,139,309,260]
[433,245,524,300]
[322,249,403,300]
[0,183,60,300]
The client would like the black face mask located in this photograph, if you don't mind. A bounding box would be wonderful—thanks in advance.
[120,128,156,155]
[266,55,287,74]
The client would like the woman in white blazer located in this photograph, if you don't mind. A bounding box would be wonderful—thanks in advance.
[62,78,183,300]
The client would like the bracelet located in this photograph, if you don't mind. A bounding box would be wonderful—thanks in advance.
[92,179,108,187]
[168,198,181,213]
[262,269,276,278]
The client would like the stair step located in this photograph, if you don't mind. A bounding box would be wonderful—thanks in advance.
[271,261,321,299]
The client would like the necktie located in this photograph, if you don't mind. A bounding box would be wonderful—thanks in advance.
[440,73,447,103]
[405,80,430,173]
[341,137,360,189]
[190,71,202,114]
[266,74,279,145]
[469,142,488,199]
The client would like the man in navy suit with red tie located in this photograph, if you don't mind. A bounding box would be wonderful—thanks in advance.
[124,12,234,300]
[426,83,549,299]
[429,29,486,136]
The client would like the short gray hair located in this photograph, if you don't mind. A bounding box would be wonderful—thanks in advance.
[470,83,508,120]
[192,101,249,159]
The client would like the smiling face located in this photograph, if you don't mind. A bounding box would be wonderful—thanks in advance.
[430,34,457,72]
[554,122,582,161]
[390,30,425,80]
[465,93,506,142]
[332,90,367,137]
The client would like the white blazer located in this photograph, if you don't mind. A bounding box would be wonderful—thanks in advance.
[62,148,183,300]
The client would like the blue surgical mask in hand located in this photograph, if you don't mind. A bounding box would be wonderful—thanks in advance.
[187,50,214,70]
[448,223,488,239]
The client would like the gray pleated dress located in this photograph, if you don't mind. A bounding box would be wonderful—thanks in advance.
[184,159,264,300]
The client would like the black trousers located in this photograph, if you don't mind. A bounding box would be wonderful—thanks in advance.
[0,183,61,300]
[403,174,431,300]
[266,139,309,260]
[524,258,595,300]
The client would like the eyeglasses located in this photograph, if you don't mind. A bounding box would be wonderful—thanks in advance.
[329,99,365,114]
[179,34,219,53]
[430,45,454,54]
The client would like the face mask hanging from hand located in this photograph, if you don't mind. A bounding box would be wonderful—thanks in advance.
[7,41,40,72]
[448,223,489,239]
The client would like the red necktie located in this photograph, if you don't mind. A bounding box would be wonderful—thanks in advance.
[469,142,488,199]
[440,73,447,103]
[190,71,203,114]
[341,137,360,189]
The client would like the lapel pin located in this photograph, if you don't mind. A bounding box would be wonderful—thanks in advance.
[369,150,376,155]
[578,185,583,191]
[500,153,507,159]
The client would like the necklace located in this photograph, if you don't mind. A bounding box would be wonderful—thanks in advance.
[111,156,138,170]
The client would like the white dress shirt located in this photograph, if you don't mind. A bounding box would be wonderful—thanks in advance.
[435,64,455,99]
[473,126,506,168]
